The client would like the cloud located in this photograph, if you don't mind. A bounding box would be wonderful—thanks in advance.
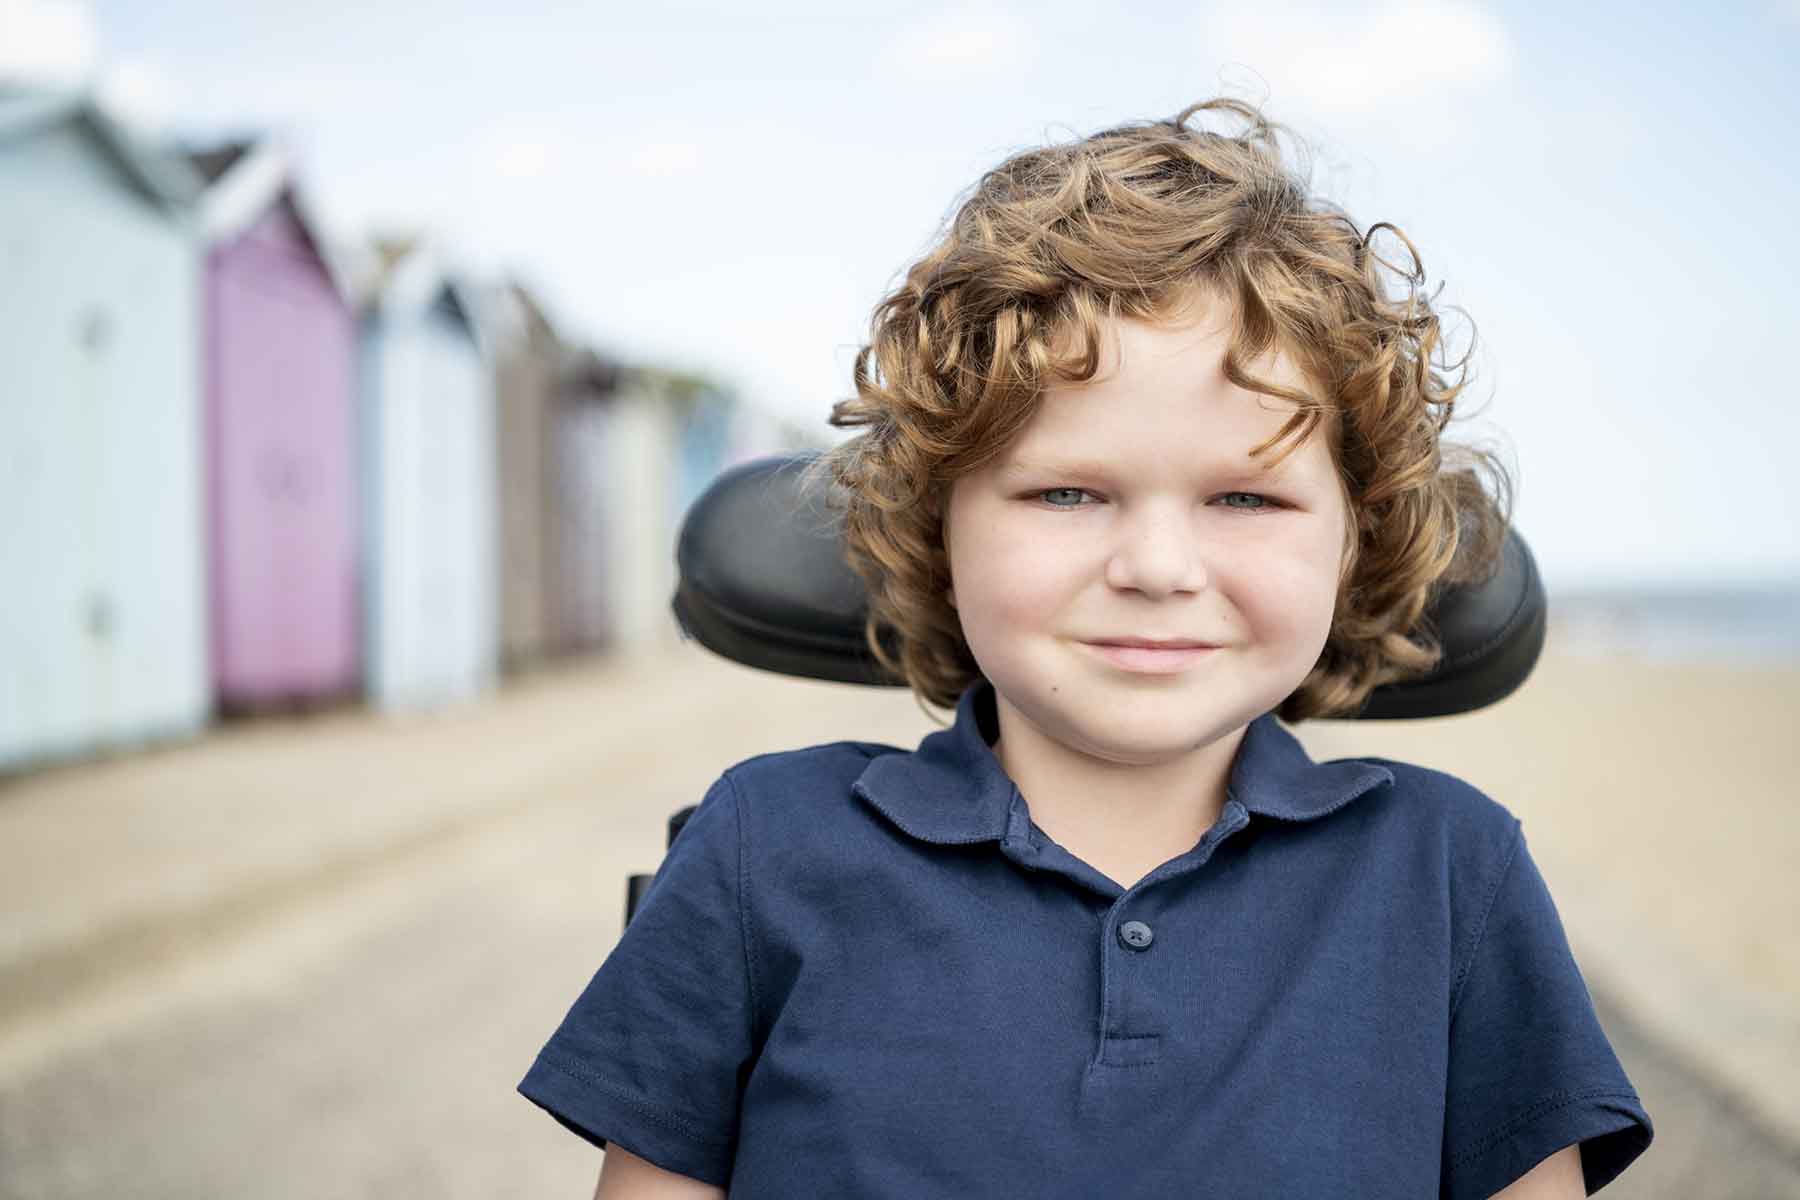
[0,0,97,87]
[877,3,1040,80]
[627,139,702,178]
[190,64,393,134]
[470,122,575,182]
[1200,0,1513,117]
[493,139,551,179]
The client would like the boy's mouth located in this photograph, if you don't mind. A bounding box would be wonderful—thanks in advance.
[1086,636,1218,649]
[1078,639,1221,674]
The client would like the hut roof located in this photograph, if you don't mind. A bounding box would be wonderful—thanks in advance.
[187,141,253,184]
[0,86,202,211]
[357,233,495,359]
[558,346,628,399]
[475,279,561,357]
[183,137,357,301]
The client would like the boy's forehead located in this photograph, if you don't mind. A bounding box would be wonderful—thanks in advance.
[1024,349,1320,435]
[1043,298,1315,399]
[1002,407,1327,469]
[998,370,1336,477]
[994,433,1314,479]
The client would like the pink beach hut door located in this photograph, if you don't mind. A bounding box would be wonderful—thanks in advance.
[208,233,357,706]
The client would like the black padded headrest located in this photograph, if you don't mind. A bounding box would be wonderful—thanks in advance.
[671,454,1544,719]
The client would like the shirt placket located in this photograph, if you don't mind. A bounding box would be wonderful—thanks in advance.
[1097,802,1250,1066]
[997,792,1254,1069]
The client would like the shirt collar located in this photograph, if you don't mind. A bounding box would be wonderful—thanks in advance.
[852,676,1394,845]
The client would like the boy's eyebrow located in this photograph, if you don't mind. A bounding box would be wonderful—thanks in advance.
[997,457,1116,478]
[997,454,1289,480]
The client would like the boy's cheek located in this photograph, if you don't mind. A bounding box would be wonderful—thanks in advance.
[1229,549,1340,625]
[952,534,1072,601]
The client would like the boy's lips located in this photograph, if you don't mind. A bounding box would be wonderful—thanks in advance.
[1078,638,1222,674]
[1085,636,1219,649]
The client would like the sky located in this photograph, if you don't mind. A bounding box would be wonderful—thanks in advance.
[4,0,1798,589]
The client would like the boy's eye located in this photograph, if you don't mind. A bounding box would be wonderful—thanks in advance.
[1036,487,1095,508]
[1217,492,1275,511]
[1032,488,1281,511]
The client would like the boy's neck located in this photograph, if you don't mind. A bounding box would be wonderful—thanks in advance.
[989,705,1247,892]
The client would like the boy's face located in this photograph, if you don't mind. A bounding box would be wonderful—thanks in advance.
[944,299,1348,766]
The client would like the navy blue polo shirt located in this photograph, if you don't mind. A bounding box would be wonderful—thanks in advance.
[519,677,1652,1198]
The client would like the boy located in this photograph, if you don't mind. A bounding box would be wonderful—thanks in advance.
[519,97,1653,1198]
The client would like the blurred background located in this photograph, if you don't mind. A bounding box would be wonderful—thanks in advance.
[1,0,1796,1196]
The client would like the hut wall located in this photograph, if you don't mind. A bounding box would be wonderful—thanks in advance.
[359,300,497,711]
[549,394,614,653]
[494,327,558,670]
[603,387,681,652]
[0,119,207,770]
[205,201,359,707]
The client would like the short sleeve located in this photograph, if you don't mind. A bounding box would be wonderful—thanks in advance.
[518,771,756,1188]
[1441,821,1653,1199]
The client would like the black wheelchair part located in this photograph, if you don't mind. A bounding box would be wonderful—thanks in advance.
[626,452,1546,927]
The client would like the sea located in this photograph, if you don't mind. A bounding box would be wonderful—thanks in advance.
[1545,581,1800,665]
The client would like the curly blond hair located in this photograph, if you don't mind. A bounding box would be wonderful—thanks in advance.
[805,96,1512,721]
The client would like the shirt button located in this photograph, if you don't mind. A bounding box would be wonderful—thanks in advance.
[1118,920,1154,951]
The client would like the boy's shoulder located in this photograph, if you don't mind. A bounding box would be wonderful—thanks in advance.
[719,737,909,804]
[711,739,933,860]
[1304,751,1528,920]
[1329,750,1523,849]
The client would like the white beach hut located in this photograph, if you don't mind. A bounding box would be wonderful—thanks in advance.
[0,90,208,772]
[606,374,686,654]
[551,354,684,657]
[356,237,499,711]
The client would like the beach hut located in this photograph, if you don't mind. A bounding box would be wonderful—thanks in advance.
[189,139,360,713]
[601,369,685,653]
[356,237,498,711]
[0,90,208,771]
[549,348,622,654]
[550,353,683,656]
[484,282,563,672]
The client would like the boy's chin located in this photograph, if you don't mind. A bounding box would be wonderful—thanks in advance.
[1109,719,1255,760]
[1035,697,1264,764]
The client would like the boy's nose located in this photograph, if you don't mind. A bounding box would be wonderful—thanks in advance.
[1103,510,1209,597]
